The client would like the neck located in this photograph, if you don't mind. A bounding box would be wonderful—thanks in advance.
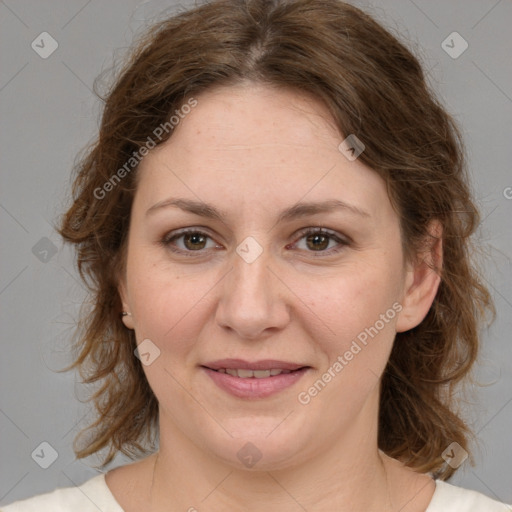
[151,442,392,512]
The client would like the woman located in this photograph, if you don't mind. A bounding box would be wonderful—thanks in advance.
[2,0,510,510]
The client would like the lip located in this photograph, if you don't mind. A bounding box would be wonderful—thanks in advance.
[201,359,310,399]
[203,358,305,371]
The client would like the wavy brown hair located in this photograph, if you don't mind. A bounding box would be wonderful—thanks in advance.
[57,0,494,479]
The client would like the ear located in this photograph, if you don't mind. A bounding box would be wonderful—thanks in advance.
[395,220,443,333]
[118,276,135,330]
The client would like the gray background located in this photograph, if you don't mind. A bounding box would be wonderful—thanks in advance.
[1,0,511,506]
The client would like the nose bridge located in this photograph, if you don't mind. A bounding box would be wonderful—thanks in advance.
[228,243,274,310]
[215,238,289,337]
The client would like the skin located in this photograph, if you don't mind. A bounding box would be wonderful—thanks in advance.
[109,82,443,511]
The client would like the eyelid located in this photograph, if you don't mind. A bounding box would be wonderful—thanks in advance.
[292,226,351,245]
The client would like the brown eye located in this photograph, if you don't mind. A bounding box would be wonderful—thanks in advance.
[161,229,220,257]
[182,232,208,250]
[291,227,349,256]
[305,232,330,251]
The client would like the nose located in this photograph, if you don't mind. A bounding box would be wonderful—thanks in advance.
[214,244,291,340]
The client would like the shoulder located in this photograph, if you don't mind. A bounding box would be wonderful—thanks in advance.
[0,474,124,512]
[426,479,511,512]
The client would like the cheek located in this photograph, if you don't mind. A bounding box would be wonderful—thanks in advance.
[297,265,401,344]
[127,268,214,409]
[127,260,218,353]
[297,272,400,416]
[293,267,402,410]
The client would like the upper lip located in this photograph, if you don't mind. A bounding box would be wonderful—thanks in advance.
[203,359,307,371]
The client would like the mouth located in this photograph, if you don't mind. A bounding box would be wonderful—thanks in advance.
[209,368,297,378]
[201,359,311,399]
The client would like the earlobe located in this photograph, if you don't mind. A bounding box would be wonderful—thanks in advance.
[395,220,443,333]
[121,311,135,330]
[118,279,135,330]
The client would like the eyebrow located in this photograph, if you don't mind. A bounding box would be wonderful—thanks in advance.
[145,197,371,221]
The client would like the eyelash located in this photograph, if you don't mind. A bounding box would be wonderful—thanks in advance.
[160,227,350,258]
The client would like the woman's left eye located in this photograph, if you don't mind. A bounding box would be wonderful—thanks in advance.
[290,227,349,255]
[160,227,349,257]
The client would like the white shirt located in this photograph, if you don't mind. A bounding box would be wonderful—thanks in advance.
[1,473,510,511]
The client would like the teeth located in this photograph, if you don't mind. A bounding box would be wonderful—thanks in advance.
[216,368,293,378]
[253,370,271,378]
[237,369,254,378]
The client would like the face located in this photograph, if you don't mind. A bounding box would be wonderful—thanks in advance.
[119,83,438,470]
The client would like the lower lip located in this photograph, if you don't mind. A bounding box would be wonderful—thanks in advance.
[202,367,309,399]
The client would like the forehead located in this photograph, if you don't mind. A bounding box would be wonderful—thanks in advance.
[179,83,337,147]
[134,83,392,225]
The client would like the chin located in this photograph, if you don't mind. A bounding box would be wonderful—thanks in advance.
[206,418,310,471]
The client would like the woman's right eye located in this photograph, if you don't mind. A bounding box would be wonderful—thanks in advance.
[161,229,221,257]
